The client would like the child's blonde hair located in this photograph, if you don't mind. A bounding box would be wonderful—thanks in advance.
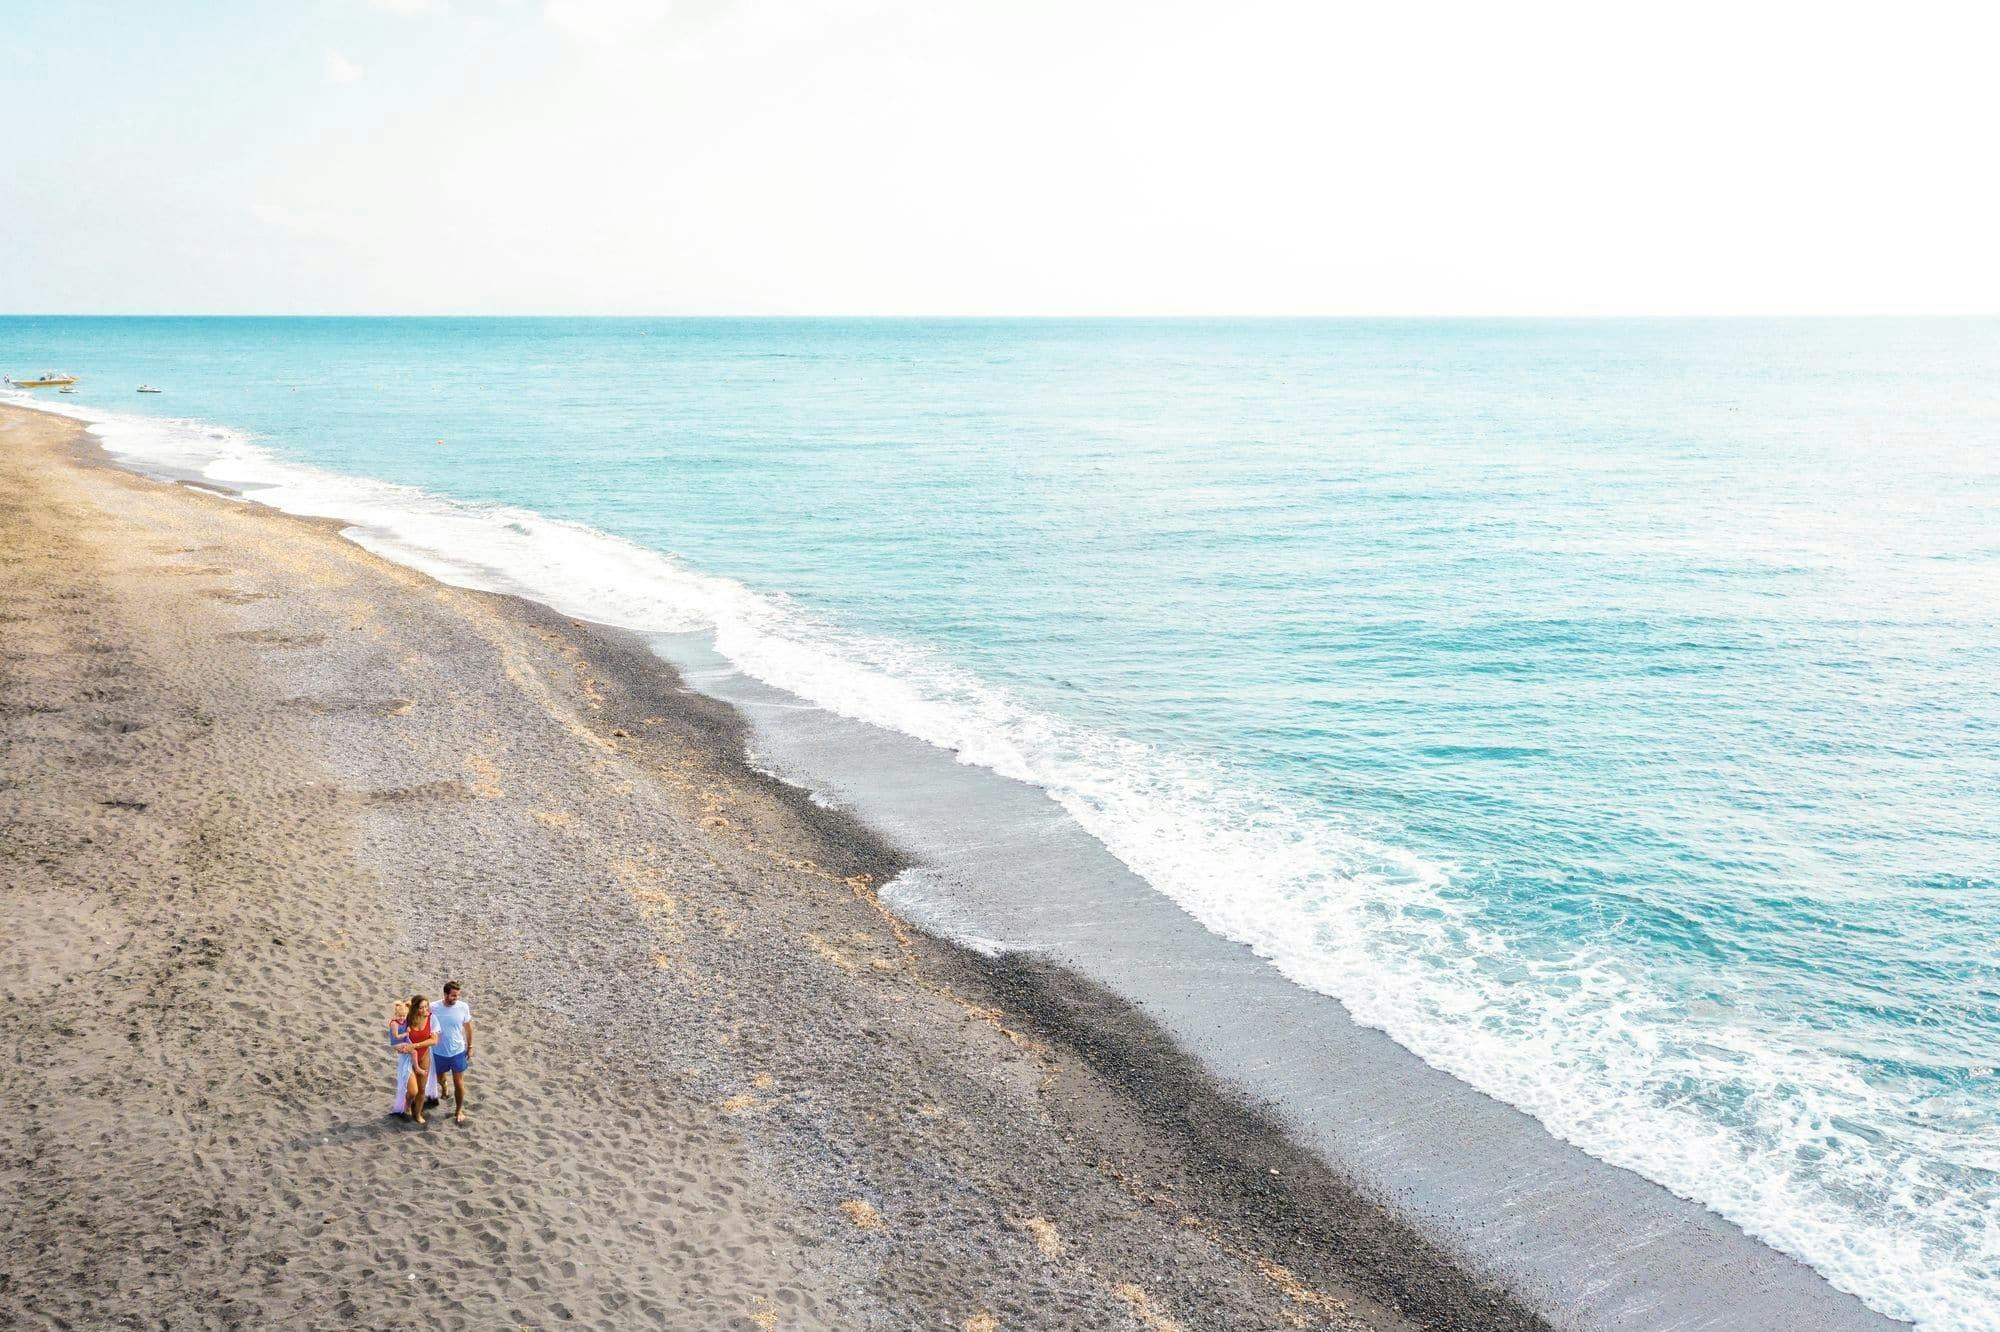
[392,999,410,1018]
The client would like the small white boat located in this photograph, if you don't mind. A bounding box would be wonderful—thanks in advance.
[58,385,76,394]
[136,385,162,394]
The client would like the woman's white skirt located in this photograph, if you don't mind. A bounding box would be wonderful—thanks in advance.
[392,1053,438,1113]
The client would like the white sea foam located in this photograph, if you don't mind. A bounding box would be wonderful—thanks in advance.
[14,390,1991,1330]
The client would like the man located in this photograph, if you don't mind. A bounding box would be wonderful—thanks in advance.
[431,980,474,1124]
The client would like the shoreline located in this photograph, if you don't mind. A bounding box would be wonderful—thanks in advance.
[0,397,1905,1330]
[653,631,1910,1332]
[1,400,1543,1329]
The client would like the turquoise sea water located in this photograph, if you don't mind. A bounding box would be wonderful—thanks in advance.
[6,317,1996,1327]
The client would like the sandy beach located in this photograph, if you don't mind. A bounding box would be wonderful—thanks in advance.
[0,400,1555,1329]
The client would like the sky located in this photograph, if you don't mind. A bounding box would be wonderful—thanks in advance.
[2,0,1996,316]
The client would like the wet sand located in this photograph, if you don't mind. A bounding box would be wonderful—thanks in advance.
[668,642,1908,1332]
[0,400,1551,1329]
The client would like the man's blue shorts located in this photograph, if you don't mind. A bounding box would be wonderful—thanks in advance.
[434,1050,468,1076]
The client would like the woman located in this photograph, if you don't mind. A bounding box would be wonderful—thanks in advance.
[387,1000,436,1117]
[401,994,438,1125]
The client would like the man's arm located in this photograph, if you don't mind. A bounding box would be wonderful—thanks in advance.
[463,1017,473,1060]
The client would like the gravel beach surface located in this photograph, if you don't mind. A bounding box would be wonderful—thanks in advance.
[0,402,1548,1331]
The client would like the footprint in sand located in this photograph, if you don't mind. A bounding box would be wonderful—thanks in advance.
[360,781,474,808]
[284,695,413,718]
[223,629,325,649]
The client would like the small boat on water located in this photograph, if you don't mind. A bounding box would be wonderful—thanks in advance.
[7,371,78,388]
[137,385,162,394]
[58,385,76,394]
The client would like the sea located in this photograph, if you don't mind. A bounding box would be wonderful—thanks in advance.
[5,316,1995,1328]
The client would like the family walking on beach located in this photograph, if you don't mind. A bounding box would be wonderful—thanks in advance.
[388,981,473,1126]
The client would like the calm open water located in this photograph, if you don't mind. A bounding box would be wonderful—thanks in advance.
[6,317,1996,1327]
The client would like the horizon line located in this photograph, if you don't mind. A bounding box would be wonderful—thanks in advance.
[6,311,2000,321]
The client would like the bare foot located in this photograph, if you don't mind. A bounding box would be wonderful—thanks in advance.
[454,1110,467,1124]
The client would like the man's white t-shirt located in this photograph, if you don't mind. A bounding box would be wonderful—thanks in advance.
[433,1000,472,1058]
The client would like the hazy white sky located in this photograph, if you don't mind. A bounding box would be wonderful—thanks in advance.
[4,0,1996,315]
